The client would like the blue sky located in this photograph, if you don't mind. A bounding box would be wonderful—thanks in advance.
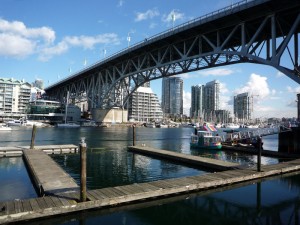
[0,0,299,118]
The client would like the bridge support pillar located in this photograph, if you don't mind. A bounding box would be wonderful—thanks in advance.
[278,127,300,153]
[91,108,128,123]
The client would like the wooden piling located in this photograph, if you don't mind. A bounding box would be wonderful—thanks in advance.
[257,136,262,172]
[30,125,37,149]
[80,138,87,202]
[132,126,136,146]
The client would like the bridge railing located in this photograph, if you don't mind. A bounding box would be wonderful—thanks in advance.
[46,0,261,89]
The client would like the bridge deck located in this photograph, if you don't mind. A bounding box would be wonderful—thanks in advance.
[1,158,300,224]
[23,149,79,196]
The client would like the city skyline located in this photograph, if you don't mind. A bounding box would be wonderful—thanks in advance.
[0,0,299,118]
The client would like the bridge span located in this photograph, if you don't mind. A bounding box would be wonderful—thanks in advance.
[45,0,300,119]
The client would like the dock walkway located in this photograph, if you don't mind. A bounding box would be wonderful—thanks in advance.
[23,149,79,196]
[1,158,300,224]
[0,144,78,157]
[128,146,239,170]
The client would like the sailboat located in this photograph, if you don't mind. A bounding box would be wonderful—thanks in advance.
[57,92,80,128]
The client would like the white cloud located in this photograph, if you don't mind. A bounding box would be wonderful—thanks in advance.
[117,0,124,7]
[63,34,119,49]
[276,71,284,78]
[39,33,120,61]
[220,95,231,111]
[38,42,69,61]
[0,18,120,61]
[0,18,55,58]
[286,99,297,107]
[198,68,234,77]
[183,90,191,115]
[162,10,185,25]
[234,73,270,100]
[287,86,300,93]
[135,9,159,22]
[149,23,157,29]
[0,33,35,58]
[219,82,229,94]
[177,73,197,79]
[0,19,55,43]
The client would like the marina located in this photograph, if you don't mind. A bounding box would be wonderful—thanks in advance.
[1,145,300,223]
[0,0,299,223]
[0,126,299,224]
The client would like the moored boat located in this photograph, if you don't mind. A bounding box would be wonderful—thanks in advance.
[57,122,80,128]
[190,123,222,149]
[190,130,222,149]
[6,119,24,126]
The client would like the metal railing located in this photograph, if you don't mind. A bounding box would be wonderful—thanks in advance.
[46,0,264,89]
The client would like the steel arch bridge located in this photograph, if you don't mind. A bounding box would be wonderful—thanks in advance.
[45,0,300,111]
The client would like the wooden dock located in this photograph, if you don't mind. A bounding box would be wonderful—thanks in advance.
[1,157,300,224]
[0,144,78,157]
[128,145,239,171]
[23,149,79,196]
[222,144,300,158]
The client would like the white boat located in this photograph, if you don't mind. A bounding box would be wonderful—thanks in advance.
[224,123,240,129]
[246,124,259,129]
[57,122,80,128]
[6,119,24,126]
[56,91,80,128]
[0,125,12,131]
[155,123,168,128]
[24,120,47,127]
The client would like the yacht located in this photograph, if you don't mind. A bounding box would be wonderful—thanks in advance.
[6,119,24,126]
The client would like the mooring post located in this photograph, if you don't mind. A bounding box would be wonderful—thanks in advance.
[257,136,262,172]
[30,125,37,149]
[133,125,136,146]
[80,137,87,202]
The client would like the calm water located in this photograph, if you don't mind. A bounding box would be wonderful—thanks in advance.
[1,126,299,224]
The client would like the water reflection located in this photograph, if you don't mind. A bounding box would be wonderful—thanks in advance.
[0,157,37,201]
[22,172,300,225]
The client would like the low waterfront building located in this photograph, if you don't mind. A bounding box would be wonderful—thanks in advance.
[0,78,31,114]
[128,86,163,122]
[26,99,81,123]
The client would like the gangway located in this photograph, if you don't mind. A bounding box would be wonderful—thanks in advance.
[221,126,285,147]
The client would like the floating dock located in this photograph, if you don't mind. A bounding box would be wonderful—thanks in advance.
[222,144,300,158]
[23,149,79,196]
[0,145,78,157]
[1,157,300,224]
[1,145,300,224]
[128,146,239,171]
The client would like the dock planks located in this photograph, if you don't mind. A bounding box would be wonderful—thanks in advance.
[23,149,79,196]
[2,157,300,223]
[128,145,239,170]
[0,144,78,157]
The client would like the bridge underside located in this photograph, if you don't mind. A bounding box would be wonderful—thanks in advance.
[45,0,300,112]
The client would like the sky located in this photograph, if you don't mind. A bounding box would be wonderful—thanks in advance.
[0,0,299,119]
